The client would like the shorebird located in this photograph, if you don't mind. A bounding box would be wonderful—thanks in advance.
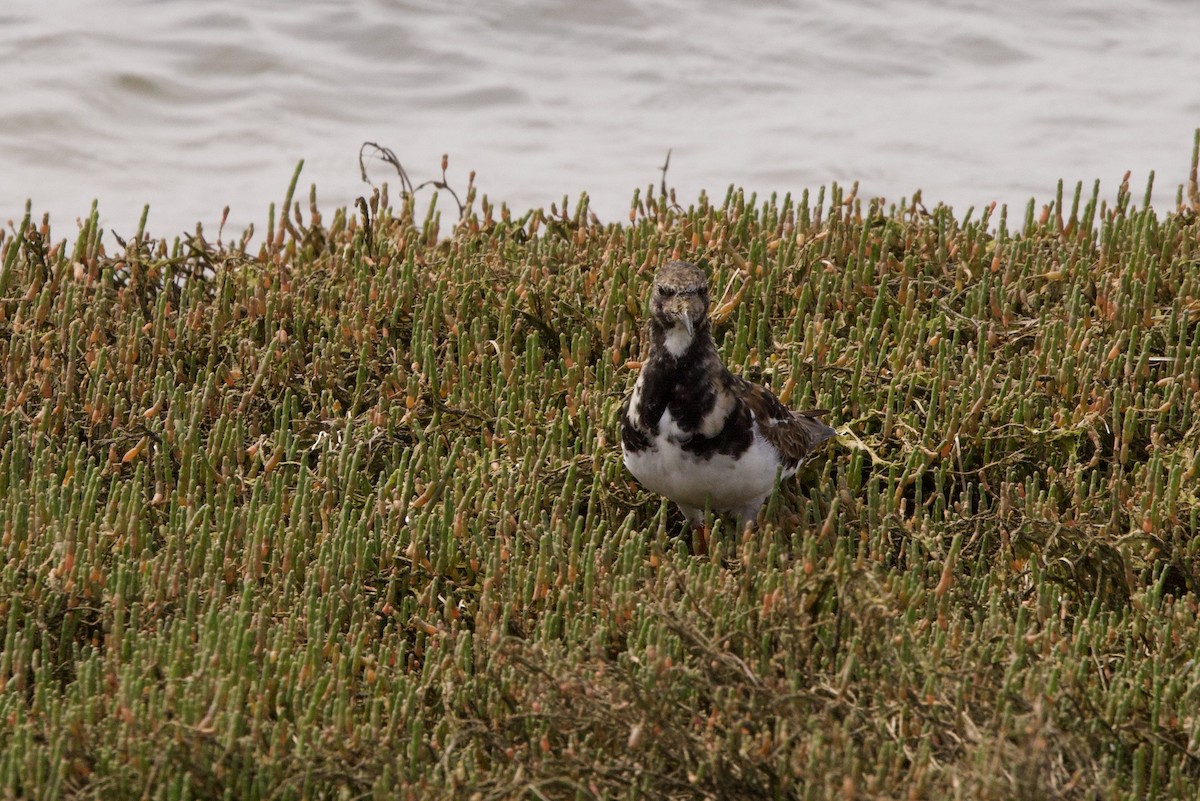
[620,261,836,532]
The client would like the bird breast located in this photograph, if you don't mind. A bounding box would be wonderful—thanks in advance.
[622,409,795,513]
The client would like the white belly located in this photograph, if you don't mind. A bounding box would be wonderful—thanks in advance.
[623,411,794,515]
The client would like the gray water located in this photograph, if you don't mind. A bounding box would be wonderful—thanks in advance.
[2,0,1198,238]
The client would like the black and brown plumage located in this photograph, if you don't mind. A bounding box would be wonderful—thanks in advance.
[620,261,836,528]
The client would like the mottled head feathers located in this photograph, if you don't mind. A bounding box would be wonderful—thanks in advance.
[650,261,710,352]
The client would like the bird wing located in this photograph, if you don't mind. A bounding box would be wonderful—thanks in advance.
[619,396,652,451]
[735,378,837,467]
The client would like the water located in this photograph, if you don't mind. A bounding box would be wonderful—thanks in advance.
[2,0,1198,238]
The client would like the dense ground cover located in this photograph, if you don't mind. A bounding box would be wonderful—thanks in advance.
[2,149,1200,798]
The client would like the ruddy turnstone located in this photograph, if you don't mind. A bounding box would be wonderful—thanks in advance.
[620,261,836,529]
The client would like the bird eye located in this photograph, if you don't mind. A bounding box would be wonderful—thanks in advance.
[656,286,676,298]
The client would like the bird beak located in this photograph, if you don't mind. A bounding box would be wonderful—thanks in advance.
[681,310,693,337]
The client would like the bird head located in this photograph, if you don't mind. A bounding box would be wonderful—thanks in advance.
[651,261,710,341]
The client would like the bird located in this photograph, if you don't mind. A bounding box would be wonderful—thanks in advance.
[620,260,836,533]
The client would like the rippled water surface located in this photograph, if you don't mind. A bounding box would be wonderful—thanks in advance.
[2,0,1198,235]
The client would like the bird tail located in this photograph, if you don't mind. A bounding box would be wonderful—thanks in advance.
[795,409,838,450]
